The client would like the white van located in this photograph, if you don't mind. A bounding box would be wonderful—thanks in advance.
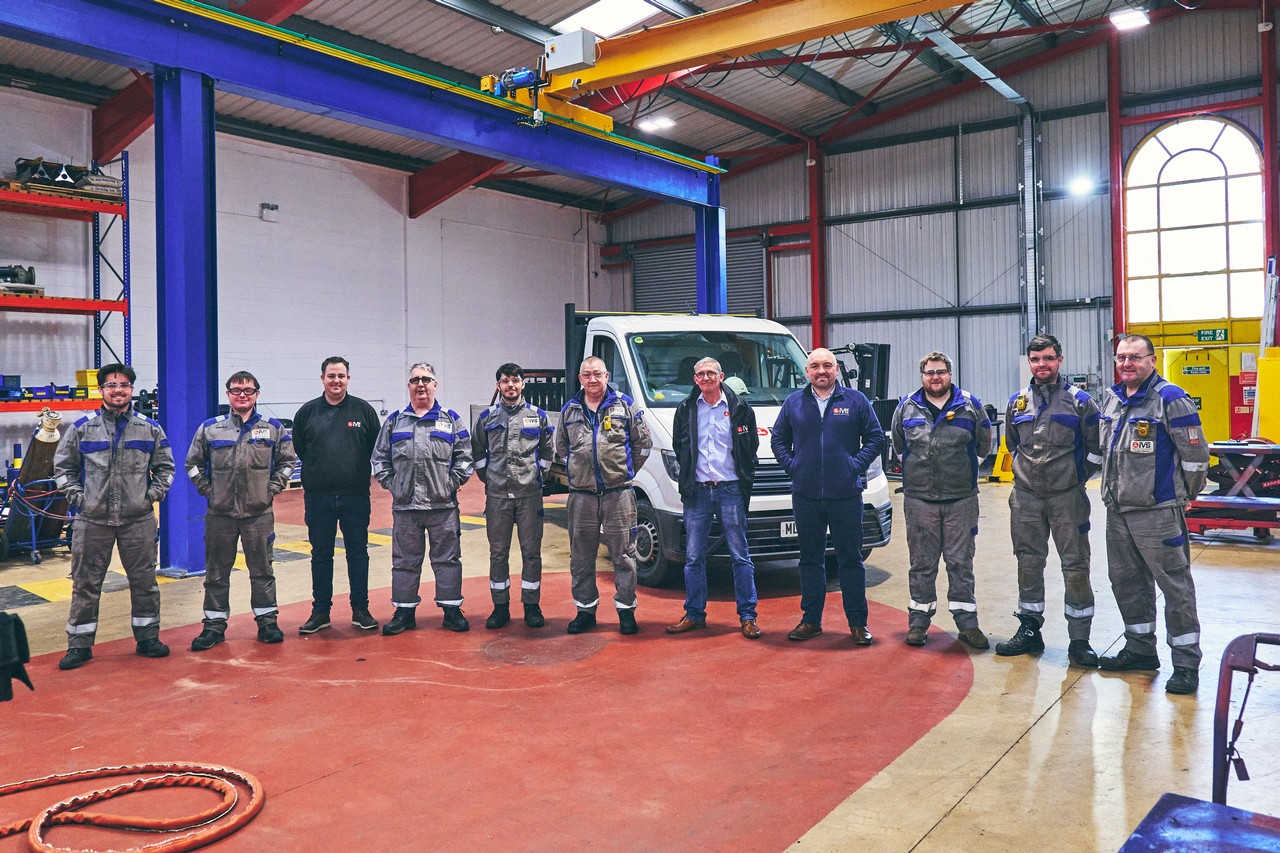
[550,307,893,587]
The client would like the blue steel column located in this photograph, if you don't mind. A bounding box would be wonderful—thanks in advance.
[154,67,218,576]
[695,157,727,313]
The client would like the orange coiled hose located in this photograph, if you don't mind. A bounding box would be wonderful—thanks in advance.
[0,762,265,853]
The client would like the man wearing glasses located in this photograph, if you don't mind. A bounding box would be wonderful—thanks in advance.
[557,356,652,635]
[772,348,885,645]
[373,363,474,635]
[890,352,992,650]
[995,334,1103,667]
[53,363,176,670]
[666,357,761,639]
[291,356,381,634]
[185,372,297,650]
[1098,334,1210,695]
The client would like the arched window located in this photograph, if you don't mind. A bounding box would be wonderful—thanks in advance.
[1123,116,1265,325]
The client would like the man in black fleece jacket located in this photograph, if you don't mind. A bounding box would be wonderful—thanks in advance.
[291,356,381,634]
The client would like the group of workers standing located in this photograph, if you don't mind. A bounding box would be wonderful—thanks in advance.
[47,330,1210,695]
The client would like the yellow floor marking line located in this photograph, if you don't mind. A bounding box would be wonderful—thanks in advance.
[17,578,73,602]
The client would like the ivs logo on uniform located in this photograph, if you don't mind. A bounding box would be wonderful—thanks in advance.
[832,407,850,416]
[347,421,363,428]
[1130,439,1155,454]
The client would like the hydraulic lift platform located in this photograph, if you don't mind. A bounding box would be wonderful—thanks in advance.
[1187,441,1280,540]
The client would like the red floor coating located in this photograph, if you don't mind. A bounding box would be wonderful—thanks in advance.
[2,579,974,851]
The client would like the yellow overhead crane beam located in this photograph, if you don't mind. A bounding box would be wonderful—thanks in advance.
[484,0,964,132]
[544,0,966,96]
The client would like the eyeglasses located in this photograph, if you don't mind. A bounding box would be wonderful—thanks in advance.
[1027,356,1059,364]
[226,388,259,397]
[580,371,606,380]
[1113,353,1154,363]
[101,382,133,390]
[408,376,436,385]
[922,369,951,376]
[694,371,721,379]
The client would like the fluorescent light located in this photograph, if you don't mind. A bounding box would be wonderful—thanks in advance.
[554,0,656,37]
[637,116,676,133]
[1109,8,1150,30]
[1069,177,1095,196]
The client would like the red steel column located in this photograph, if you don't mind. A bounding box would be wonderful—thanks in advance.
[1263,0,1280,341]
[808,141,826,348]
[1109,31,1126,343]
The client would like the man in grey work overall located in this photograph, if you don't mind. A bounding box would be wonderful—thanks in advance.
[891,351,992,650]
[995,334,1103,667]
[53,363,175,670]
[472,362,554,629]
[1098,334,1210,695]
[557,356,652,635]
[373,363,474,635]
[186,371,297,650]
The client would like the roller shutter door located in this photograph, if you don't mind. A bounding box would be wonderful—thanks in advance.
[631,238,764,314]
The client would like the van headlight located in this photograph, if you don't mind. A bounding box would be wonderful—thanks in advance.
[661,449,680,480]
[867,455,883,481]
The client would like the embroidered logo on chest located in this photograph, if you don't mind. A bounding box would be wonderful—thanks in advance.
[251,427,270,440]
[1130,439,1155,454]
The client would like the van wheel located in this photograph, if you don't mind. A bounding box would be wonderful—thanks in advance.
[635,500,679,587]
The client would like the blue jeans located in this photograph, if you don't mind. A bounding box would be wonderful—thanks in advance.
[683,481,757,621]
[304,490,372,611]
[794,493,867,628]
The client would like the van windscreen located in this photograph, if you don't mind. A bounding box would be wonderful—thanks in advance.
[627,330,810,407]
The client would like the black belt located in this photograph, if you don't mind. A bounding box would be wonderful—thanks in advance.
[571,485,632,496]
[696,480,738,487]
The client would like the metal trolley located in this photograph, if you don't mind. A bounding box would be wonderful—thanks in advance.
[0,473,73,564]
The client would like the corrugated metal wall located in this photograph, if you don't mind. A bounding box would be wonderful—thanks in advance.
[632,238,765,314]
[605,9,1262,409]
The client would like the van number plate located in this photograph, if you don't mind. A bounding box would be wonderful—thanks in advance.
[781,521,797,537]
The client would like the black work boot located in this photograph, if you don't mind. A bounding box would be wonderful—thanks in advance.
[523,603,545,628]
[1068,640,1099,668]
[442,606,470,632]
[618,609,638,635]
[485,604,510,630]
[566,611,596,634]
[191,630,225,651]
[381,607,417,636]
[135,638,170,658]
[995,613,1045,656]
[257,623,284,644]
[58,647,92,670]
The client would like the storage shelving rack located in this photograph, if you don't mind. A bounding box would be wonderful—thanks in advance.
[0,152,131,415]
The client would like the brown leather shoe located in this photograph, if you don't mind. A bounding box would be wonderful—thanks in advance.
[666,615,707,634]
[851,625,874,645]
[787,622,823,641]
[741,619,762,639]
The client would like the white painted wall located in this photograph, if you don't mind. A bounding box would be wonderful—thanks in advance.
[0,88,608,463]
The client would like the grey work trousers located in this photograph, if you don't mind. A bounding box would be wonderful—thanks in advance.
[1105,505,1202,668]
[1009,486,1095,640]
[66,515,161,648]
[904,494,980,631]
[201,511,278,633]
[566,489,638,613]
[486,493,544,605]
[391,507,463,610]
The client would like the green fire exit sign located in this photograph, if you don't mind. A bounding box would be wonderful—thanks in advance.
[1196,328,1228,342]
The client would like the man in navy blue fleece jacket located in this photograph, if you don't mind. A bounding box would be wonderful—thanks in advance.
[771,348,886,645]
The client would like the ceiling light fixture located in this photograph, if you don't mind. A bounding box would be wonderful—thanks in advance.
[637,116,676,133]
[1109,8,1150,31]
[1068,177,1095,196]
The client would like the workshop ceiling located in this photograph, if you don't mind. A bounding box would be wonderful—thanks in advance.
[0,0,1121,213]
